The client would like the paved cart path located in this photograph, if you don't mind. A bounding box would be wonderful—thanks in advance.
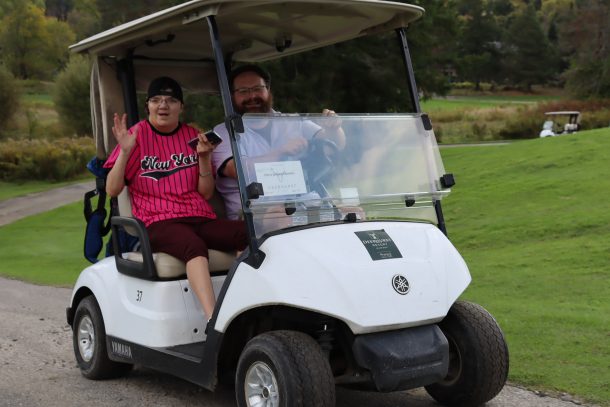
[0,183,597,407]
[0,181,95,227]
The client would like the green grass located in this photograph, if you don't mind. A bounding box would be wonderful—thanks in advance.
[441,128,610,405]
[0,128,609,404]
[421,94,559,112]
[22,93,54,107]
[0,202,91,287]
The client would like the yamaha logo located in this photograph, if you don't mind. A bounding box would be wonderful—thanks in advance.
[392,274,410,295]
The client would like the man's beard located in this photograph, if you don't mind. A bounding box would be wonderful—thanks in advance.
[236,93,273,114]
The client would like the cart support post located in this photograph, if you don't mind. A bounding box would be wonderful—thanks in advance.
[396,28,421,114]
[206,15,264,267]
[396,28,448,236]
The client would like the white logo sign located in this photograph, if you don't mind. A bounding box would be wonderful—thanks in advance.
[255,161,307,196]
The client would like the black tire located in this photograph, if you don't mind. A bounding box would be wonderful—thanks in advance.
[235,330,335,407]
[72,296,132,379]
[425,301,509,407]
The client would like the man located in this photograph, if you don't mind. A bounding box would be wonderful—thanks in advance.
[212,65,345,220]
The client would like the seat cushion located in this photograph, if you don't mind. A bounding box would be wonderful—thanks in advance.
[124,250,236,278]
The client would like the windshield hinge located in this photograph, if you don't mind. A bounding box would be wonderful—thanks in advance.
[227,114,244,133]
[421,113,432,131]
[440,173,455,188]
[246,182,264,199]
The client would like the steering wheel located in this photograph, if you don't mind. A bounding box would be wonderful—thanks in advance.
[302,138,339,186]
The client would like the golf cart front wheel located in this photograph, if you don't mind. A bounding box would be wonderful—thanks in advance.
[425,300,509,406]
[236,330,335,407]
[72,295,132,379]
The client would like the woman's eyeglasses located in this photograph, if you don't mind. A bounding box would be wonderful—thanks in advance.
[148,96,181,106]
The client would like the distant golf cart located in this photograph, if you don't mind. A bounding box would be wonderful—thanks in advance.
[66,1,509,406]
[539,111,581,137]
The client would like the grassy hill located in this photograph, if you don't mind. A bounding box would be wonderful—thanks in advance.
[441,128,610,405]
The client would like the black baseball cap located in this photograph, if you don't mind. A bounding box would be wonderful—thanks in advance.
[147,76,183,102]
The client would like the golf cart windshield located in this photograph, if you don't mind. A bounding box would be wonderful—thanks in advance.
[236,113,449,238]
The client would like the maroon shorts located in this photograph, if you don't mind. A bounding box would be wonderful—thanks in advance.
[147,217,247,263]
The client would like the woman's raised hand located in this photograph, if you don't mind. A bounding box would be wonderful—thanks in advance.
[112,113,137,154]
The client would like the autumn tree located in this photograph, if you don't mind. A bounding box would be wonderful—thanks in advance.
[0,0,44,18]
[562,0,610,97]
[0,3,75,79]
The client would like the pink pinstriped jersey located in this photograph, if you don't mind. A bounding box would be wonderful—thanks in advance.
[104,120,216,226]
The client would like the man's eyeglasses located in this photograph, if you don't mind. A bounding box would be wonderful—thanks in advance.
[148,96,181,106]
[233,85,268,97]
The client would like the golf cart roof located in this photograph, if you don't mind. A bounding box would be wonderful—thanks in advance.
[70,0,424,62]
[544,111,581,116]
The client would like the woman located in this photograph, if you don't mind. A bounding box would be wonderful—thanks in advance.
[104,76,246,322]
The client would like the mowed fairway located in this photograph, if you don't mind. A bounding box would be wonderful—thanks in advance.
[441,128,610,405]
[0,128,608,405]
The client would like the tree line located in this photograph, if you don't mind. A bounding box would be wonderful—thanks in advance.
[0,0,609,135]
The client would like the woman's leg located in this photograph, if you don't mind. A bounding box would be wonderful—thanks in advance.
[198,219,248,252]
[186,256,215,319]
[148,218,216,318]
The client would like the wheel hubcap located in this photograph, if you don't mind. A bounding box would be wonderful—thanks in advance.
[244,361,279,407]
[77,315,95,362]
[442,335,462,386]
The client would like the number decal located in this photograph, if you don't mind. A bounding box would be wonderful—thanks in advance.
[136,290,143,302]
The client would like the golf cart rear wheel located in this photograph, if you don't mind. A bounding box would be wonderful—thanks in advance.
[72,295,132,379]
[425,301,509,407]
[236,330,335,407]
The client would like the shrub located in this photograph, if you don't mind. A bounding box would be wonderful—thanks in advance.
[583,110,610,130]
[0,137,94,181]
[0,66,21,136]
[53,55,92,136]
[497,114,541,140]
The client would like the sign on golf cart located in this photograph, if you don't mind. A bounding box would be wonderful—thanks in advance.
[66,1,509,406]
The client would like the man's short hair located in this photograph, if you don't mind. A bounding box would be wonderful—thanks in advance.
[229,64,271,91]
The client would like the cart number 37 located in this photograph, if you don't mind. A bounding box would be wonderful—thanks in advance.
[136,290,143,302]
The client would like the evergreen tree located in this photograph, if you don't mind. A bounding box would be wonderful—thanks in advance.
[67,0,101,40]
[406,0,459,97]
[45,0,74,20]
[456,0,503,89]
[0,66,21,137]
[54,55,92,136]
[504,4,557,90]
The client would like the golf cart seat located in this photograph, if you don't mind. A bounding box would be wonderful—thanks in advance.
[111,188,236,280]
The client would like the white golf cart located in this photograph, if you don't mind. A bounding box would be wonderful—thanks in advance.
[539,111,581,137]
[66,1,509,406]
